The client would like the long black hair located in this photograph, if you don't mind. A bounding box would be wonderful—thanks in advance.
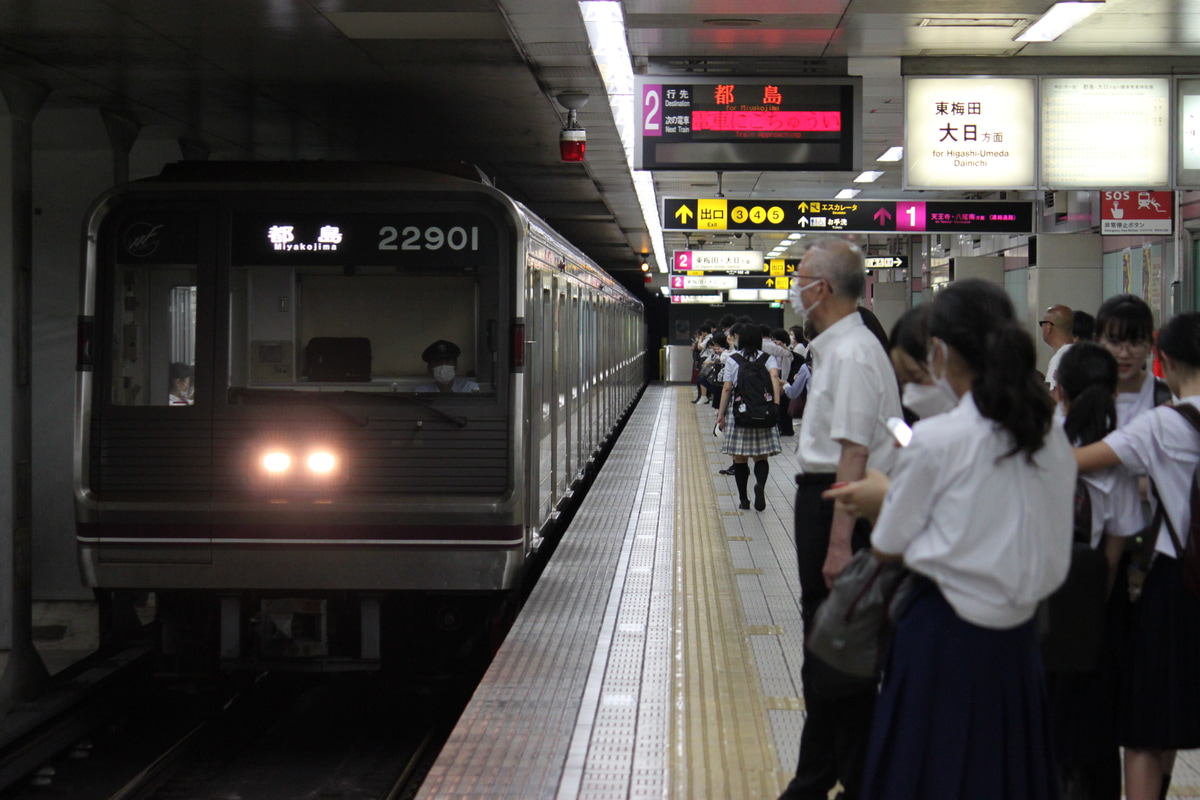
[928,279,1054,460]
[736,324,764,358]
[1156,311,1200,369]
[1057,342,1118,446]
[1095,294,1154,345]
[888,304,932,365]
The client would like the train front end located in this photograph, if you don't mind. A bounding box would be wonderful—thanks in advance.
[74,170,527,671]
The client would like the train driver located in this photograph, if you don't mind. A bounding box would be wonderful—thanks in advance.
[168,362,194,405]
[415,340,480,393]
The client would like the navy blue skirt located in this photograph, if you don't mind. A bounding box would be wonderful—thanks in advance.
[862,577,1059,800]
[1119,555,1200,749]
[1046,563,1131,766]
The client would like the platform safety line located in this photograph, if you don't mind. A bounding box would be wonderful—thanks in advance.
[672,386,785,800]
[555,387,672,800]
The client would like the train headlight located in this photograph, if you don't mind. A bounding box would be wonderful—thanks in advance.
[307,451,337,475]
[262,451,292,474]
[251,443,346,488]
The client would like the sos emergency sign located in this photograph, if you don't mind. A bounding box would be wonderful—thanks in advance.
[1101,191,1173,235]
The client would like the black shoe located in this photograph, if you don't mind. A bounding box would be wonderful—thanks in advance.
[754,486,766,511]
[739,499,751,510]
[719,464,736,476]
[691,396,701,403]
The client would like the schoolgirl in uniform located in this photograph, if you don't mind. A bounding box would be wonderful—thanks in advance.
[1049,342,1143,800]
[716,324,781,511]
[825,279,1073,800]
[1076,311,1200,800]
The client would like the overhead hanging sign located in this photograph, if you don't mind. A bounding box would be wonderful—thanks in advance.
[1177,79,1200,187]
[669,275,738,290]
[671,274,793,290]
[1100,190,1173,234]
[670,293,723,304]
[663,198,1034,234]
[904,77,1036,190]
[635,76,861,172]
[1041,78,1169,189]
[672,250,764,273]
[864,256,909,270]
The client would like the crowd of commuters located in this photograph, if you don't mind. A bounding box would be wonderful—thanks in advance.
[686,238,1200,800]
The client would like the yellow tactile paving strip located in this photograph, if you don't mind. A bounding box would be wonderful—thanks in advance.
[672,386,788,799]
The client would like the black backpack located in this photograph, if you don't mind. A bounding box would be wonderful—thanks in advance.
[1041,477,1108,672]
[730,352,777,428]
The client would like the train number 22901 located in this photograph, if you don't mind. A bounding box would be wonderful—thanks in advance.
[378,225,480,251]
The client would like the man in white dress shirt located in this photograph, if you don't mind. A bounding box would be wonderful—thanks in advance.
[779,239,902,800]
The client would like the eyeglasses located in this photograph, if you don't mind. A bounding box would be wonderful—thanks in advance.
[1038,320,1054,328]
[1099,338,1150,354]
[791,273,820,282]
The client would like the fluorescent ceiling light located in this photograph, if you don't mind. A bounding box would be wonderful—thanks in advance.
[876,146,904,162]
[1015,2,1103,42]
[786,233,803,241]
[660,286,671,296]
[854,171,884,183]
[580,2,666,278]
[835,189,861,199]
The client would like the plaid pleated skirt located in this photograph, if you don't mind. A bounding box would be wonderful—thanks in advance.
[720,408,782,457]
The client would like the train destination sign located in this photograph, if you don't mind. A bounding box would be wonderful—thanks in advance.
[636,76,861,172]
[663,198,1033,234]
[232,213,499,268]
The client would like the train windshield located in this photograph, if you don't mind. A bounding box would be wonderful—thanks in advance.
[227,264,499,399]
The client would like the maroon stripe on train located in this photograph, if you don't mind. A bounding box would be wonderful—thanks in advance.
[76,522,523,543]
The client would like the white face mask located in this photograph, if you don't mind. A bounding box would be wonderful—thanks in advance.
[789,279,823,319]
[924,339,960,408]
[902,381,958,420]
[432,364,456,384]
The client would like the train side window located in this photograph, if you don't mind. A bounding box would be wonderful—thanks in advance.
[110,265,196,406]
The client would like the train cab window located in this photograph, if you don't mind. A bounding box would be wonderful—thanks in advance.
[109,266,196,406]
[227,267,497,398]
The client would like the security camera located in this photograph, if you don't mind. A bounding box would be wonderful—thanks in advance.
[733,232,744,239]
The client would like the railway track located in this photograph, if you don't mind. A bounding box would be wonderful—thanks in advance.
[0,666,459,800]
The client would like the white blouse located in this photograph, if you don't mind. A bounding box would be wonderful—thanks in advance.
[1105,396,1200,558]
[871,394,1075,629]
[1079,466,1144,549]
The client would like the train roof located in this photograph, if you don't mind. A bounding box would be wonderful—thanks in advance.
[154,160,494,186]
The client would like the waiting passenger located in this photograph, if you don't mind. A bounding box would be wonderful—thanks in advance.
[888,305,956,422]
[1095,294,1171,424]
[1075,311,1200,800]
[715,325,781,511]
[1042,303,1075,392]
[780,239,902,800]
[168,362,194,406]
[825,279,1072,800]
[415,340,479,393]
[1073,309,1096,343]
[1046,341,1141,800]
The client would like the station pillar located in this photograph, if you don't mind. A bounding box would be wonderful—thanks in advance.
[1026,233,1103,376]
[0,73,51,714]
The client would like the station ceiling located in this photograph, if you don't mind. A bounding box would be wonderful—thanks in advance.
[0,0,1197,297]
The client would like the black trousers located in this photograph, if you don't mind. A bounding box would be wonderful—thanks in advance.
[779,473,876,800]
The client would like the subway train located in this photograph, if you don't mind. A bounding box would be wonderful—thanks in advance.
[73,162,645,673]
